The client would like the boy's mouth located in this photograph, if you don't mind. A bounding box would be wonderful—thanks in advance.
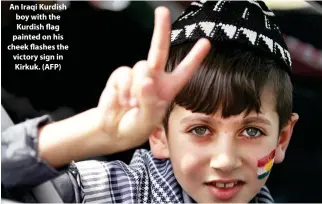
[205,179,245,187]
[206,179,245,188]
[205,180,245,200]
[212,181,239,188]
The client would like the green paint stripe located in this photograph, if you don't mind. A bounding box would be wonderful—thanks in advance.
[258,171,271,180]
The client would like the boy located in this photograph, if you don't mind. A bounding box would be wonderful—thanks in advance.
[2,1,298,203]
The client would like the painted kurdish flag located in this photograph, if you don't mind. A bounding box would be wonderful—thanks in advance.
[257,150,275,180]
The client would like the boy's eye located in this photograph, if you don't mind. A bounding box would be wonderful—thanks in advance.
[189,126,210,136]
[242,127,263,138]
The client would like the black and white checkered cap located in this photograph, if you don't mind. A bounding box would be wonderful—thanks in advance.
[171,0,292,76]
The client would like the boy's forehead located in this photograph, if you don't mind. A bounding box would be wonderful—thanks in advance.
[171,86,278,121]
[180,84,275,111]
[171,105,277,126]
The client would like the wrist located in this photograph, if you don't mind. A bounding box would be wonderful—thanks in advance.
[38,108,111,167]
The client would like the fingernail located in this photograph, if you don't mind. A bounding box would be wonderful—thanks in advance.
[129,98,138,107]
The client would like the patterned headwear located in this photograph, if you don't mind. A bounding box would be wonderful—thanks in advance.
[171,0,292,76]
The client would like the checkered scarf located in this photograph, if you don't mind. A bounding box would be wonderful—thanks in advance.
[73,149,274,203]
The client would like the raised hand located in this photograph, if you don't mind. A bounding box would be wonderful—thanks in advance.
[97,7,211,152]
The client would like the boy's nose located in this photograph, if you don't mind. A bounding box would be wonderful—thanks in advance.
[209,136,242,173]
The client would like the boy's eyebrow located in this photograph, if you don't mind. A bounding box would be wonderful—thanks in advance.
[242,116,272,126]
[180,115,219,125]
[179,114,272,126]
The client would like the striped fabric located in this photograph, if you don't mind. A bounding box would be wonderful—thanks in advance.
[72,149,274,203]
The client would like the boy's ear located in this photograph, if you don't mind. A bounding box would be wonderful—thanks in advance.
[149,125,170,159]
[275,113,299,163]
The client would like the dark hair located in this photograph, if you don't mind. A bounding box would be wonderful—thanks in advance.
[163,42,293,133]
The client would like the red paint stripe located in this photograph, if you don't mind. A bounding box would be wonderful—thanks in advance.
[257,149,275,167]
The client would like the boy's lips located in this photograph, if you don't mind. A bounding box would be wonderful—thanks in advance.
[205,179,245,200]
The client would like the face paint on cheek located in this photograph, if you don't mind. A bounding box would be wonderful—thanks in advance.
[257,149,275,180]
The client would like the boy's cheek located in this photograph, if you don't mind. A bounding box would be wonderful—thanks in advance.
[179,153,205,175]
[170,144,208,177]
[170,150,209,196]
[241,146,276,179]
[256,149,275,180]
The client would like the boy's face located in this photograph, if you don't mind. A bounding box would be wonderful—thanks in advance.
[150,88,298,203]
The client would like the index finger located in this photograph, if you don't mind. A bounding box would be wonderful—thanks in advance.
[168,38,211,97]
[147,7,171,75]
